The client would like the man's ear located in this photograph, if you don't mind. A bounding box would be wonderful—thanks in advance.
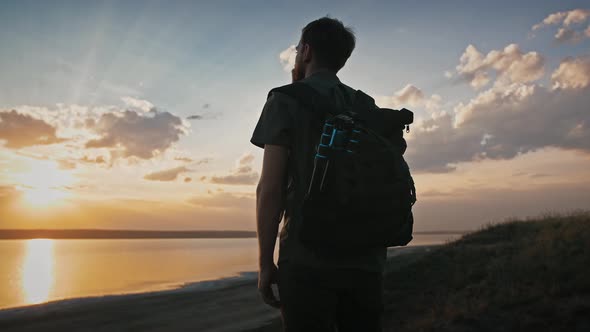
[302,43,312,63]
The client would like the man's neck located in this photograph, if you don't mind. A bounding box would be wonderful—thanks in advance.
[304,65,337,79]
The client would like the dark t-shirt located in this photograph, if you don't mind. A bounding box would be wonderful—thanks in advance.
[250,71,387,272]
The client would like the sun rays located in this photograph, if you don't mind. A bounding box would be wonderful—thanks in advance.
[13,160,74,209]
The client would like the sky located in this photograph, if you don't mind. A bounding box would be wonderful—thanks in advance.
[0,0,589,231]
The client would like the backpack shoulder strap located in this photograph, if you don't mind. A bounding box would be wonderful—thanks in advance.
[268,82,339,117]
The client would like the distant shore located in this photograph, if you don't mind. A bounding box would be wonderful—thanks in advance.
[0,246,437,332]
[0,229,257,240]
[0,229,466,240]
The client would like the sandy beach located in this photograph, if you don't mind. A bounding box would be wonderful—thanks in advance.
[0,246,436,332]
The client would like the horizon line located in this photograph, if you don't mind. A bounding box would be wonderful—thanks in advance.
[0,228,469,240]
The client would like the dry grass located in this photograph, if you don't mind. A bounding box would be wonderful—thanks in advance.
[383,211,590,332]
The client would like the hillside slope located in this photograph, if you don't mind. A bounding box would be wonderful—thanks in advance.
[384,212,590,331]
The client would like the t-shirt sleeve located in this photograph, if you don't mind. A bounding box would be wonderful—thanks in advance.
[250,92,294,149]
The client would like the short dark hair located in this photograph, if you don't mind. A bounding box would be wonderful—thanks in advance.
[301,17,356,72]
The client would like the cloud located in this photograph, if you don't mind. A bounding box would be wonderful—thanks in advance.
[554,27,584,44]
[202,153,259,185]
[185,103,217,119]
[455,44,545,89]
[186,112,220,120]
[85,109,188,159]
[195,157,212,165]
[0,110,67,149]
[187,191,255,210]
[376,84,442,112]
[80,155,107,164]
[405,57,590,172]
[382,84,423,106]
[238,153,254,165]
[2,101,190,166]
[551,55,590,89]
[532,9,590,43]
[532,9,590,30]
[144,166,192,181]
[121,96,155,113]
[564,9,590,26]
[532,12,568,31]
[174,156,193,162]
[57,159,77,170]
[174,156,211,165]
[279,45,296,72]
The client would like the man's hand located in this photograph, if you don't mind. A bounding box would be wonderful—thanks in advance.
[291,67,303,83]
[258,264,280,308]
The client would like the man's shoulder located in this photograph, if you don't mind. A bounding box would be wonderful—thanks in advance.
[264,88,300,111]
[264,80,370,111]
[339,81,358,96]
[266,82,322,112]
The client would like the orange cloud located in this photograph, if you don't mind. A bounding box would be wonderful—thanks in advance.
[144,166,192,182]
[0,110,67,149]
[455,44,544,89]
[202,153,259,185]
[551,55,590,89]
[80,155,107,164]
[376,84,442,112]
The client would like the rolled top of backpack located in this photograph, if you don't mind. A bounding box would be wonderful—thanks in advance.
[398,108,413,125]
[381,108,413,126]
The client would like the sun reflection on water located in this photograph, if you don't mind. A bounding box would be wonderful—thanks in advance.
[22,239,55,304]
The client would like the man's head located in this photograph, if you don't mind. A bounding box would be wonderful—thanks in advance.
[293,17,355,80]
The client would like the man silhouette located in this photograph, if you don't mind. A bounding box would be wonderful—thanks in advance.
[251,17,385,331]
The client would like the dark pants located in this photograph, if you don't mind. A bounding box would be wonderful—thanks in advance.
[278,262,383,332]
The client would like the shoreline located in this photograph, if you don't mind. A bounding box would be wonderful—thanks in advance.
[0,245,438,331]
[0,271,259,314]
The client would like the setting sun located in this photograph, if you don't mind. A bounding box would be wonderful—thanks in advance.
[21,187,70,208]
[13,160,74,209]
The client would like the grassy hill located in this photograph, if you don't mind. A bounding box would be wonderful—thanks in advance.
[383,211,590,331]
[247,211,590,331]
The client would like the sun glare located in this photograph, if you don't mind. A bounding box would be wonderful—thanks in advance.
[22,239,55,305]
[22,187,69,208]
[14,160,74,208]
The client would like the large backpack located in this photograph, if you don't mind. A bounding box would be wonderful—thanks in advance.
[269,82,416,251]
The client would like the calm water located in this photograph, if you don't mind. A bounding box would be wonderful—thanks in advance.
[0,234,460,309]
